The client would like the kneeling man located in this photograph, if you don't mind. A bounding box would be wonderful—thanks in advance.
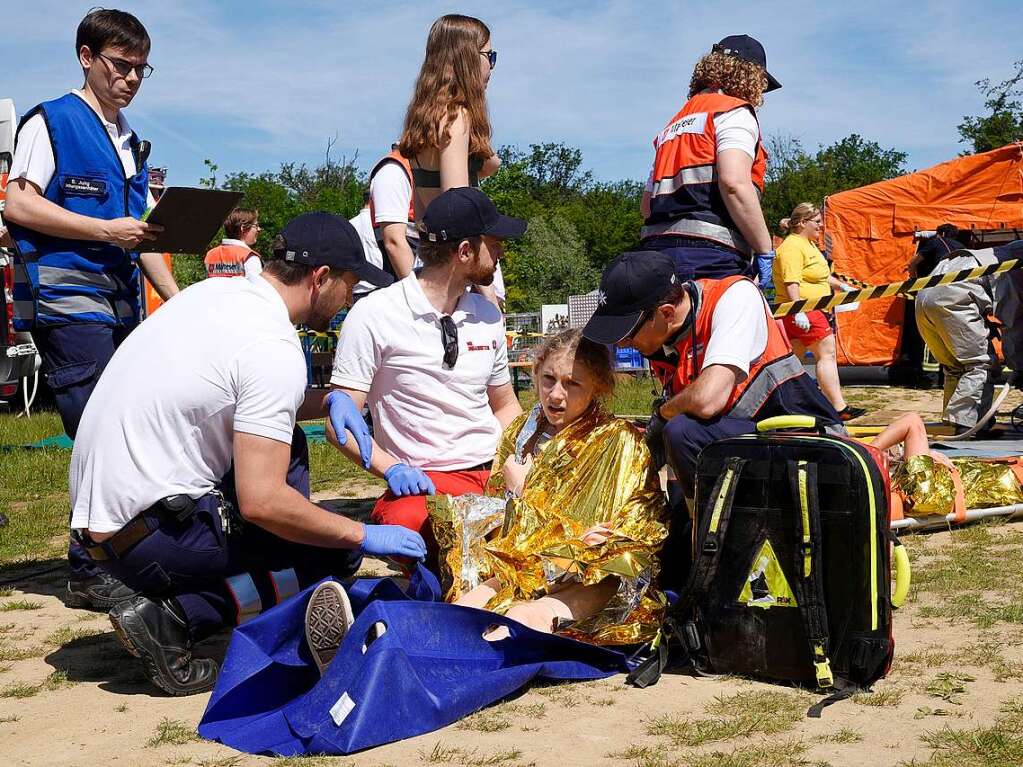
[70,213,425,695]
[584,252,843,583]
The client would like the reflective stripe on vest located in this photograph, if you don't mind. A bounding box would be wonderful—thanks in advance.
[269,568,300,604]
[225,573,262,625]
[642,92,767,254]
[653,276,799,420]
[6,93,147,330]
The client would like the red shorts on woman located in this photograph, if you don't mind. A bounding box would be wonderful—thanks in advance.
[782,309,832,344]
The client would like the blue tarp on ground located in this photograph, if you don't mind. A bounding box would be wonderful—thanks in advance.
[198,565,631,756]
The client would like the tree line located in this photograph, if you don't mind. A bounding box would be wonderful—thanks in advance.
[173,61,1023,313]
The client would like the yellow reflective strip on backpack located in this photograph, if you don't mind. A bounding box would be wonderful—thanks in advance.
[798,461,811,577]
[708,466,737,534]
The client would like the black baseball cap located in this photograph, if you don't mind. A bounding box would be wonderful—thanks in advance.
[276,212,393,288]
[713,34,781,92]
[583,251,679,345]
[421,187,526,243]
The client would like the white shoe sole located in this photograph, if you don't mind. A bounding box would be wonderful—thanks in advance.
[304,581,354,675]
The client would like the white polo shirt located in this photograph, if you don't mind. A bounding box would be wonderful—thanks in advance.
[331,273,510,471]
[349,206,385,296]
[70,274,307,533]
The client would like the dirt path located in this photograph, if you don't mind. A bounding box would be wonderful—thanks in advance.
[2,390,1022,766]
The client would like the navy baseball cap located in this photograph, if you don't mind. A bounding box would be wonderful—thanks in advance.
[583,251,679,345]
[276,212,393,288]
[713,34,781,92]
[421,187,526,243]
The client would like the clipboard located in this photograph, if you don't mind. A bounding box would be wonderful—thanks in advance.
[142,187,244,253]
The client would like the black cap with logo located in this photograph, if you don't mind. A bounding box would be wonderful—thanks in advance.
[713,34,781,92]
[421,187,527,243]
[582,251,679,345]
[275,212,393,288]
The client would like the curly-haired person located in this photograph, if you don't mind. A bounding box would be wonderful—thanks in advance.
[640,35,782,288]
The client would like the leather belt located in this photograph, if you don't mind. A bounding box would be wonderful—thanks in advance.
[464,460,493,472]
[77,495,198,562]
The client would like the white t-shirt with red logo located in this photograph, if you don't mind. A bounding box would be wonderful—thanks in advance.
[330,273,510,470]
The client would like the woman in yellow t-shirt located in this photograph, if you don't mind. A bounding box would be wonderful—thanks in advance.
[774,202,864,421]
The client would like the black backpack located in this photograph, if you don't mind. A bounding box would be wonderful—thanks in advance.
[630,417,909,716]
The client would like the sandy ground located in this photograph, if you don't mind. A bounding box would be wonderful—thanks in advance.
[2,388,1023,767]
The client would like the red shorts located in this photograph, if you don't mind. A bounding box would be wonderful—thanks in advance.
[372,468,491,562]
[782,309,833,345]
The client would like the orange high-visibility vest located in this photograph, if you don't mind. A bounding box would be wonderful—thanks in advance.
[642,93,768,254]
[204,243,255,278]
[368,149,415,232]
[650,276,804,420]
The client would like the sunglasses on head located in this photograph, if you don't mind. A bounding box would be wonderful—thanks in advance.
[480,50,498,70]
[440,315,459,368]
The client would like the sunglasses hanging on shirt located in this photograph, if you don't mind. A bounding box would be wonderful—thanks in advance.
[440,316,459,368]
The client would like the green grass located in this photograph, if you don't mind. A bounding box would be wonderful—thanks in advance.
[0,600,43,612]
[925,673,976,705]
[609,740,820,767]
[419,742,526,766]
[145,718,201,748]
[853,687,905,707]
[901,698,1023,766]
[0,669,75,699]
[904,524,1023,629]
[0,412,72,568]
[646,690,807,748]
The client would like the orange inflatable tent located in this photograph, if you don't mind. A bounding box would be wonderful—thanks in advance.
[823,142,1023,365]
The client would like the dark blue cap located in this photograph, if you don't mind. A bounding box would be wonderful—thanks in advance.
[582,251,679,345]
[713,34,781,92]
[277,212,393,288]
[421,187,526,243]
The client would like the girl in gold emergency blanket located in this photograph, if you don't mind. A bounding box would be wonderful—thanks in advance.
[430,329,667,645]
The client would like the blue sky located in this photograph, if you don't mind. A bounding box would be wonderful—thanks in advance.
[5,1,1021,187]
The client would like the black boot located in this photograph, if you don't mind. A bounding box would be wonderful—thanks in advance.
[109,596,218,696]
[66,571,139,611]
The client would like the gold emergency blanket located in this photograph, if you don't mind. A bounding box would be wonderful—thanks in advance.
[483,404,668,645]
[955,459,1023,510]
[894,455,1023,515]
[428,494,506,601]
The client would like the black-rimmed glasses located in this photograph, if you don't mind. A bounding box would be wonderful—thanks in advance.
[440,316,459,368]
[96,52,154,79]
[480,50,498,70]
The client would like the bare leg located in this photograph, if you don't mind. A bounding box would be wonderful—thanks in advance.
[808,334,847,411]
[454,577,500,609]
[499,577,621,637]
[871,413,928,457]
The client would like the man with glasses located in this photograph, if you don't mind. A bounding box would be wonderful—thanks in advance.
[4,9,178,611]
[583,251,842,588]
[327,188,524,567]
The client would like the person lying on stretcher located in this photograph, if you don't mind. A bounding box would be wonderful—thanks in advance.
[444,329,668,644]
[869,413,1022,516]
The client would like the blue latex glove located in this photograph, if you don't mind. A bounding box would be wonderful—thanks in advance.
[754,250,776,291]
[384,463,436,496]
[326,391,372,469]
[359,523,427,560]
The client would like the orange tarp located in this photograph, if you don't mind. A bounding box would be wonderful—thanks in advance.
[823,143,1023,365]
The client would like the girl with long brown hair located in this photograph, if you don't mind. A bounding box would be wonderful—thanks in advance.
[397,14,504,302]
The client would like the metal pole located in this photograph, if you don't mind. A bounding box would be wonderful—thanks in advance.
[891,503,1023,531]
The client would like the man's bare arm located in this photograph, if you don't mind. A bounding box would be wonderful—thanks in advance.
[488,382,523,428]
[660,364,742,421]
[233,431,365,548]
[4,177,160,249]
[138,252,179,301]
[717,149,772,254]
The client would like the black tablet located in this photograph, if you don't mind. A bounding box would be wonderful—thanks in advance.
[143,187,244,253]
